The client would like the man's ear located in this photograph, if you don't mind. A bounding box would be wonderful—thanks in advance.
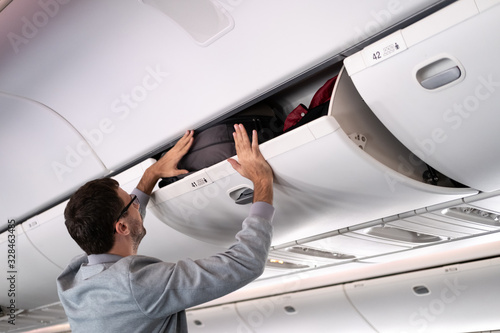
[115,220,131,236]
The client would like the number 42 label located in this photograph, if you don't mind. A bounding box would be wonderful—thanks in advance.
[362,30,407,67]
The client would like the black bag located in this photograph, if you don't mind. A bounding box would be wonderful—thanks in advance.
[158,103,284,188]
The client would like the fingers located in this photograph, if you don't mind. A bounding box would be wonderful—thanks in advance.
[151,130,194,179]
[227,158,241,173]
[173,168,189,176]
[174,130,194,153]
[233,124,251,152]
[168,130,194,159]
[251,128,259,154]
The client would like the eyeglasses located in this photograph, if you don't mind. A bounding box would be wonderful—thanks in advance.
[114,194,140,234]
[116,194,140,222]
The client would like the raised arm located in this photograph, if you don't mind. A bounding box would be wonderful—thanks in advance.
[227,124,274,205]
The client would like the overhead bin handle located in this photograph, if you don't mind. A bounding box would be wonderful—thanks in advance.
[416,57,464,90]
[228,186,254,205]
[420,66,461,90]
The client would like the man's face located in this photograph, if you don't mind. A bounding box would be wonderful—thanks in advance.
[116,187,146,252]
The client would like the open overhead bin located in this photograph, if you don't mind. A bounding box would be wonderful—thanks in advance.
[344,0,500,192]
[150,67,476,247]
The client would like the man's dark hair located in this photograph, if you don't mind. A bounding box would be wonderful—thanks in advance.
[64,178,124,255]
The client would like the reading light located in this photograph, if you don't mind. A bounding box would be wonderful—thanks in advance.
[442,206,500,226]
[267,259,309,270]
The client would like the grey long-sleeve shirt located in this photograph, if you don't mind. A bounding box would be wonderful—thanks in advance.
[57,190,274,333]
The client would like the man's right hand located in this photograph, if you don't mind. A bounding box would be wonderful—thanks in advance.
[227,124,273,205]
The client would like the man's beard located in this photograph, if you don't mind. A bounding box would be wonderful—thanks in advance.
[130,216,146,253]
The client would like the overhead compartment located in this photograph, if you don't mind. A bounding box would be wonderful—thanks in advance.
[150,66,476,247]
[21,200,82,269]
[0,93,107,229]
[0,224,63,310]
[344,0,500,192]
[186,304,243,332]
[233,285,376,332]
[344,256,500,332]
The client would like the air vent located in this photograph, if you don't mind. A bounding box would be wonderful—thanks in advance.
[285,246,356,260]
[442,206,500,226]
[364,226,444,244]
[266,259,309,270]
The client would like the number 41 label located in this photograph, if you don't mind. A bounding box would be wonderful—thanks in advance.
[362,30,407,67]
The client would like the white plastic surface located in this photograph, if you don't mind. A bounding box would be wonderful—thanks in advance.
[235,285,376,332]
[345,3,500,191]
[345,257,500,332]
[0,94,107,228]
[0,225,63,310]
[140,0,234,46]
[21,201,83,269]
[186,304,243,332]
[465,195,500,213]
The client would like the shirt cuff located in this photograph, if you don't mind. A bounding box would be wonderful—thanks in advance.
[249,202,275,221]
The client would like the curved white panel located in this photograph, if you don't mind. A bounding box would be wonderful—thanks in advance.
[0,0,442,174]
[345,2,500,191]
[0,94,107,228]
[235,285,376,332]
[22,201,83,269]
[186,304,243,332]
[0,225,62,310]
[345,257,500,332]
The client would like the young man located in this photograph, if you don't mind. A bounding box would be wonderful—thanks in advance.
[57,124,274,332]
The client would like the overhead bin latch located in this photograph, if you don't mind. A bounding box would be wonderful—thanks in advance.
[228,186,254,205]
[415,56,464,90]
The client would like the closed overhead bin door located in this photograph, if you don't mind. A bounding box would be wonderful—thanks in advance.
[345,1,500,192]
